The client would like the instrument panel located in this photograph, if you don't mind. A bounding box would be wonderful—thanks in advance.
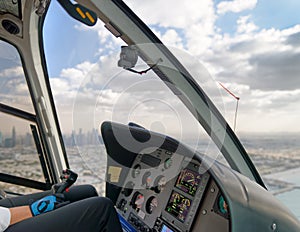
[116,148,210,232]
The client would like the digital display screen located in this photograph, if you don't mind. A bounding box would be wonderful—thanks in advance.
[160,224,174,232]
[175,168,201,196]
[165,191,192,222]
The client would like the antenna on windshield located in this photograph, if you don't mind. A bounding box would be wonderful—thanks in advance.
[218,82,240,132]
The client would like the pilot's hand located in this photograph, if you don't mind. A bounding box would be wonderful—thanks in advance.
[30,195,67,216]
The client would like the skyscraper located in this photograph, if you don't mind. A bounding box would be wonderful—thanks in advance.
[12,126,16,147]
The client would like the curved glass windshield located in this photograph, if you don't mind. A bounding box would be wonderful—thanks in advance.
[43,1,228,195]
[43,0,300,218]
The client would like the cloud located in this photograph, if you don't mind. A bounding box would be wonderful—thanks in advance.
[0,41,20,62]
[247,51,300,90]
[286,31,300,46]
[160,29,183,49]
[74,21,124,56]
[236,15,258,34]
[202,18,300,91]
[46,0,300,133]
[125,0,215,29]
[217,82,300,132]
[217,0,257,15]
[0,67,33,112]
[49,49,208,140]
[124,0,216,56]
[250,89,300,108]
[0,66,23,78]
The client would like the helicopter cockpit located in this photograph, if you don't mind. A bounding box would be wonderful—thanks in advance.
[0,1,300,232]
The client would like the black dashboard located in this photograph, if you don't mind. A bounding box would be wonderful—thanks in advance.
[101,121,300,232]
[116,148,212,232]
[101,121,230,232]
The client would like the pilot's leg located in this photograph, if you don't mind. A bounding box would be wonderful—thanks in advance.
[0,184,98,208]
[5,196,122,232]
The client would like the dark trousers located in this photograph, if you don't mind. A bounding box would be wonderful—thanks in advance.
[0,185,122,232]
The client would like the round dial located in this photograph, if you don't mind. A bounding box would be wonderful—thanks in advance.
[182,198,191,208]
[146,196,158,214]
[153,176,167,193]
[142,171,152,188]
[132,164,141,178]
[131,192,145,210]
[182,172,196,185]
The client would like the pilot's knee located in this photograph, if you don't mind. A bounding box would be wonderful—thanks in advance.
[65,184,98,202]
[85,196,115,215]
[74,184,98,197]
[94,196,114,209]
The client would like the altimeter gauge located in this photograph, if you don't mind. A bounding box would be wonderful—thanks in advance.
[131,192,145,210]
[146,196,158,214]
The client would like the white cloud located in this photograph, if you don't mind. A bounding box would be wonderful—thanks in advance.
[60,61,94,86]
[236,15,258,34]
[125,0,215,29]
[217,0,257,15]
[124,0,216,56]
[125,1,219,57]
[185,23,215,56]
[202,20,300,91]
[0,41,20,61]
[0,70,33,112]
[14,83,28,95]
[74,21,124,57]
[50,78,73,96]
[75,21,111,44]
[217,82,300,132]
[0,66,23,78]
[161,29,183,49]
[49,50,206,139]
[47,0,300,133]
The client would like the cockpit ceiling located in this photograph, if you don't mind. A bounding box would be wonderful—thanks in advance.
[0,0,22,19]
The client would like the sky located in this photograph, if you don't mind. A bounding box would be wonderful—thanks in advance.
[40,0,300,135]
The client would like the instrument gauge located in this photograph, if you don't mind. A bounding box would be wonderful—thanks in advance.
[175,168,202,196]
[182,172,196,185]
[142,171,152,188]
[146,196,158,214]
[131,192,145,210]
[153,175,167,193]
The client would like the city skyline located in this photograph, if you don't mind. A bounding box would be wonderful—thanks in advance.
[0,126,101,148]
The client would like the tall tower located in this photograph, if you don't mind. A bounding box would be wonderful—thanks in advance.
[12,126,16,147]
[0,131,2,147]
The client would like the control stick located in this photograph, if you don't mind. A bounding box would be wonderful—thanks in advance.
[52,169,78,194]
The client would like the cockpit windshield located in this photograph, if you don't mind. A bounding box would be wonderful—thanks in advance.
[43,0,265,188]
[41,0,299,218]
